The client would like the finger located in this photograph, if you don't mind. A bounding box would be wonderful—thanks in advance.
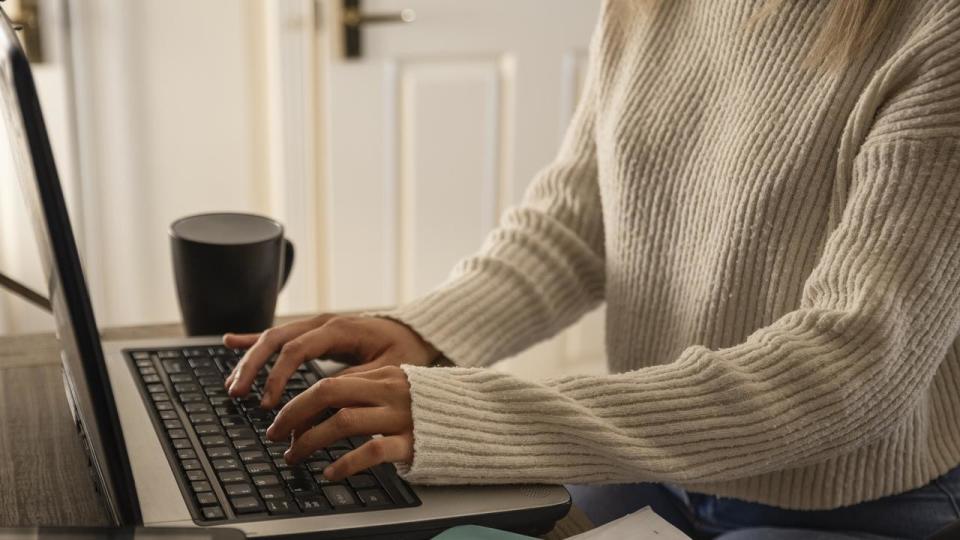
[262,319,377,408]
[223,332,260,349]
[267,377,386,441]
[284,407,400,465]
[322,435,413,481]
[333,357,390,378]
[227,317,326,397]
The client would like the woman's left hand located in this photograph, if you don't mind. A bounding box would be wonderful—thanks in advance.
[266,365,414,481]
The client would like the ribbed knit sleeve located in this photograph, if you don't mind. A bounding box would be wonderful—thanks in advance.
[377,10,612,368]
[400,135,960,487]
[398,43,960,488]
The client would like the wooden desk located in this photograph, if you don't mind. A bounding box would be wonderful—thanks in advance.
[0,321,592,538]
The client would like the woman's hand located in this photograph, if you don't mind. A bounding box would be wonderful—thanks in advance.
[266,365,414,480]
[223,314,439,408]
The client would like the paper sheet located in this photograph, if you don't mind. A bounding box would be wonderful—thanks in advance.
[567,506,692,540]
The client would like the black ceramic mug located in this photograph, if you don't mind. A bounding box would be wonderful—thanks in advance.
[170,212,294,336]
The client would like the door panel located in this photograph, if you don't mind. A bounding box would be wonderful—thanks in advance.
[323,0,606,374]
[399,59,501,298]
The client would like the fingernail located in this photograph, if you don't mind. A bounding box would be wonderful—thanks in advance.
[323,466,335,479]
[260,391,271,408]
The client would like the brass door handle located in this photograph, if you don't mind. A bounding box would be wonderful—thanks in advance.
[342,0,415,59]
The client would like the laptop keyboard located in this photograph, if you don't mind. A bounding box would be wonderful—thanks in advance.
[127,346,419,523]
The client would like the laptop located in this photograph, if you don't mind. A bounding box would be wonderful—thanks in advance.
[0,9,570,539]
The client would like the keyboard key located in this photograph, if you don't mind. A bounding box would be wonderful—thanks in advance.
[205,387,228,398]
[202,506,225,520]
[259,487,287,501]
[186,469,206,482]
[188,358,213,369]
[132,351,150,360]
[169,373,194,383]
[164,419,183,430]
[168,429,187,439]
[207,446,232,459]
[357,488,391,507]
[267,445,287,458]
[225,482,254,497]
[192,481,212,493]
[162,359,186,373]
[139,366,157,376]
[307,460,331,474]
[215,405,239,417]
[219,470,245,483]
[212,458,240,471]
[274,458,289,470]
[252,475,281,488]
[143,374,161,384]
[155,402,173,411]
[158,350,181,359]
[178,393,204,403]
[221,415,245,428]
[246,463,272,475]
[240,450,268,463]
[227,427,256,439]
[230,496,264,514]
[175,382,200,393]
[208,395,231,406]
[173,439,192,450]
[247,409,273,422]
[190,413,218,425]
[329,449,349,460]
[347,474,378,490]
[151,392,169,402]
[194,424,221,436]
[233,438,258,451]
[197,492,218,506]
[287,478,316,494]
[201,435,228,447]
[199,377,224,387]
[182,459,202,471]
[177,449,197,460]
[266,498,298,515]
[313,473,339,486]
[159,410,178,420]
[184,348,210,358]
[194,367,219,378]
[185,403,213,414]
[322,485,358,508]
[296,493,329,513]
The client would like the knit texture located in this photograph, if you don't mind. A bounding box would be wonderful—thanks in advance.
[381,0,960,509]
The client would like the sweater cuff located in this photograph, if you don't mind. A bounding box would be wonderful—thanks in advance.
[398,364,567,485]
[373,270,546,368]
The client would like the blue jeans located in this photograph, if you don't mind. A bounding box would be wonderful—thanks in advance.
[567,465,960,539]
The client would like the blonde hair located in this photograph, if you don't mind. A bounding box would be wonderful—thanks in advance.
[648,0,902,71]
[790,0,901,69]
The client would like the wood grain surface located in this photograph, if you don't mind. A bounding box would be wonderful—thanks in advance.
[0,320,592,537]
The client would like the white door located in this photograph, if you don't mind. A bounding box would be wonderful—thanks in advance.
[319,0,607,376]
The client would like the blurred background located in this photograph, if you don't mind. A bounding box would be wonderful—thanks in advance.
[0,0,605,376]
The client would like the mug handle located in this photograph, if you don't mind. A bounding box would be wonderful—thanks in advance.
[281,238,295,290]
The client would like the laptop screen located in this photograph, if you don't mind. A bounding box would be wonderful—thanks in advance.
[0,10,141,524]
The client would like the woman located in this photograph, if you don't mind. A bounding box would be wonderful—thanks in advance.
[225,0,960,537]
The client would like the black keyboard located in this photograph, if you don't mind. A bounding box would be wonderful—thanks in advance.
[127,346,420,524]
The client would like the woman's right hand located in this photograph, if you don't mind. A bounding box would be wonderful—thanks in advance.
[222,314,440,409]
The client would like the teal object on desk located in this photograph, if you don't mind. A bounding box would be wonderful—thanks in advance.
[432,525,536,539]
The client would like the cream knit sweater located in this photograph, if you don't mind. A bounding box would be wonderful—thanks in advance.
[384,0,960,510]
